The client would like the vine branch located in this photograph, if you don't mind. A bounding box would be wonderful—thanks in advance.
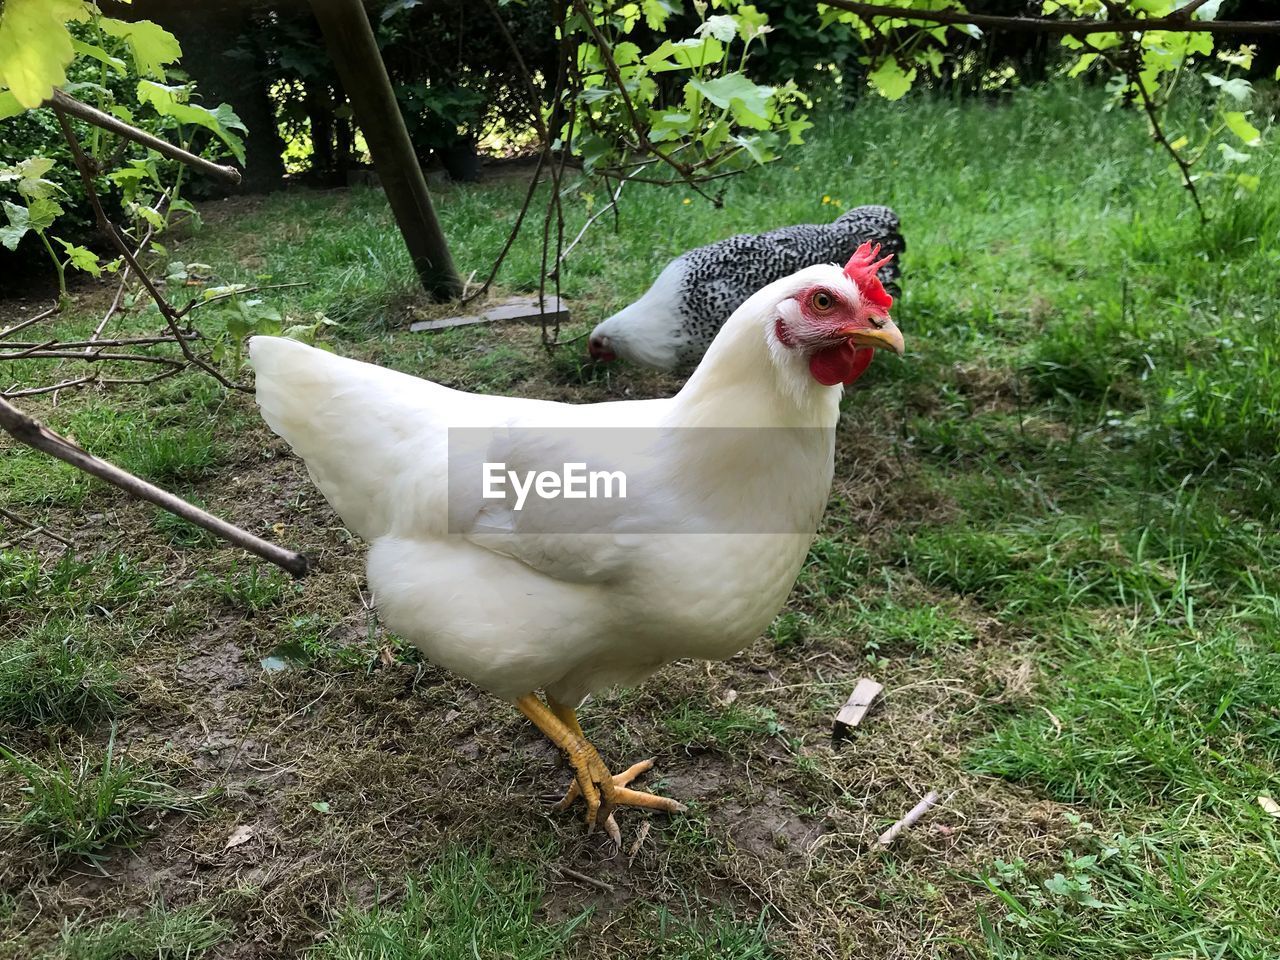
[819,0,1280,35]
[52,107,249,393]
[0,397,309,578]
[48,90,242,185]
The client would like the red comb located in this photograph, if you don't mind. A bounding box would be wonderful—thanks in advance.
[844,241,894,314]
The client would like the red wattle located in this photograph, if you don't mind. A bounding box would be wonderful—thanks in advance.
[809,343,874,386]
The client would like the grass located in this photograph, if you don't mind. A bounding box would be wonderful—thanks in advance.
[51,904,226,960]
[0,82,1277,957]
[0,619,122,727]
[309,848,585,960]
[0,731,207,861]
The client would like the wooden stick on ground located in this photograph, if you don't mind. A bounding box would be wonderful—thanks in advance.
[0,505,74,550]
[553,866,615,894]
[876,790,941,848]
[0,396,309,578]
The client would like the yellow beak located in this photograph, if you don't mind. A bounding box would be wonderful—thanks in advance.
[838,317,905,356]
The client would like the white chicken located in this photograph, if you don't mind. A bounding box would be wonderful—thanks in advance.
[249,243,903,844]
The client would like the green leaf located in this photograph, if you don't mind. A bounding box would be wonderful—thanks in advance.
[99,17,182,79]
[137,205,166,230]
[645,36,725,72]
[641,0,674,30]
[0,156,61,200]
[26,196,63,232]
[867,58,915,101]
[1067,53,1098,78]
[1235,173,1260,192]
[0,89,25,120]
[700,15,738,42]
[55,237,101,276]
[687,73,775,129]
[1223,111,1261,147]
[0,0,86,107]
[1205,73,1252,102]
[70,38,127,74]
[136,80,247,163]
[0,199,30,250]
[1217,142,1250,163]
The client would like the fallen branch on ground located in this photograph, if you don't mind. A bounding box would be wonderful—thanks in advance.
[0,396,310,578]
[0,505,74,551]
[877,790,942,848]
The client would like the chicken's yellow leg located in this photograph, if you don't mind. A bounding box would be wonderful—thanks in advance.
[515,693,609,833]
[545,694,685,839]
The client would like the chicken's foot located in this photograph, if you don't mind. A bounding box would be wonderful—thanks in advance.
[515,693,685,845]
[544,695,686,842]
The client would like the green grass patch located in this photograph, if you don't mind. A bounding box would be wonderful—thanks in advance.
[972,616,1280,810]
[977,814,1280,959]
[51,903,226,960]
[310,847,585,959]
[0,619,122,727]
[661,700,782,750]
[1,732,207,861]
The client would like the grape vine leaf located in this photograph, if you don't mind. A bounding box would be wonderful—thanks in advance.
[0,0,87,108]
[137,80,248,163]
[55,237,102,276]
[99,17,183,79]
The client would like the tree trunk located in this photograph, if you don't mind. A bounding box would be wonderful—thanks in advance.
[308,0,462,300]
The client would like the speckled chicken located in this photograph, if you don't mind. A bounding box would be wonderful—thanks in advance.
[589,204,903,369]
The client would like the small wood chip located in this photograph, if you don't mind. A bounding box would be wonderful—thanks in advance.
[833,678,883,737]
[626,820,651,866]
[553,865,614,893]
[877,790,941,848]
[409,296,570,332]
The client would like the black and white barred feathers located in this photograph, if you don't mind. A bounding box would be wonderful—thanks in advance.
[588,204,904,370]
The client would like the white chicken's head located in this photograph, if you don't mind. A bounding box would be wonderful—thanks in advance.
[765,243,904,389]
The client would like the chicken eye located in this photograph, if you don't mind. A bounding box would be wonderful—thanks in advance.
[811,291,834,312]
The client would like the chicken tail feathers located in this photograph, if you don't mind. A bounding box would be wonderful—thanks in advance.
[249,336,440,540]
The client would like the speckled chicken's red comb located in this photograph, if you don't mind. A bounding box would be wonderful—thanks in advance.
[844,241,894,314]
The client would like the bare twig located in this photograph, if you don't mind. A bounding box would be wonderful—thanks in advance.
[876,790,941,848]
[48,90,242,185]
[2,336,203,351]
[819,0,1280,36]
[2,375,96,400]
[1114,39,1207,223]
[0,396,310,578]
[552,865,615,893]
[0,350,185,366]
[176,282,311,318]
[53,108,249,393]
[558,176,626,266]
[87,212,163,351]
[626,820,650,866]
[0,505,74,550]
[0,305,60,342]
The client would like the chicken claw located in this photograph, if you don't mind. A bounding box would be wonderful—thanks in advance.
[556,756,686,844]
[516,693,685,845]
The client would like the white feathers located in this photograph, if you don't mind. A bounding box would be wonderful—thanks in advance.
[590,258,690,370]
[249,265,853,705]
